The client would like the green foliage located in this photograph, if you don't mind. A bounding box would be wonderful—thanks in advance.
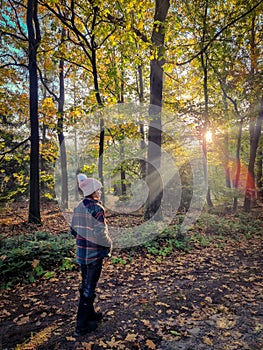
[193,211,263,239]
[143,224,191,258]
[111,256,128,265]
[142,210,262,258]
[59,257,76,271]
[190,232,211,247]
[0,231,76,289]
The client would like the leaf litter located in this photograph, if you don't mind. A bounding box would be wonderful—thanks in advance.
[0,202,262,350]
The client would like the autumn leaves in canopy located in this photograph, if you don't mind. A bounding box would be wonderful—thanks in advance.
[0,0,262,223]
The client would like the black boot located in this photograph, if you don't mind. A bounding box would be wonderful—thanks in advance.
[79,289,103,322]
[74,296,98,337]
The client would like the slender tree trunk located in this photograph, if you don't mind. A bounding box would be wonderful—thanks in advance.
[138,65,144,104]
[138,64,146,180]
[200,0,213,208]
[27,0,41,224]
[233,118,243,211]
[40,85,47,194]
[221,92,231,188]
[57,30,68,209]
[224,133,232,188]
[120,141,126,196]
[144,0,170,220]
[90,31,105,200]
[74,127,79,201]
[202,136,213,207]
[256,146,263,201]
[244,95,263,210]
[119,52,124,103]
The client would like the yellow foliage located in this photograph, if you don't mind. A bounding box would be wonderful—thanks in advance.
[40,98,57,127]
[4,176,10,182]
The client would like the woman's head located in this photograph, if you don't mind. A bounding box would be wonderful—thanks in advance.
[77,173,102,198]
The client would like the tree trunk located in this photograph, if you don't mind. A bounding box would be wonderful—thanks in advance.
[144,0,170,220]
[244,15,262,210]
[40,84,48,195]
[222,92,231,188]
[138,65,146,180]
[244,95,263,210]
[256,146,263,201]
[91,37,105,201]
[57,27,68,209]
[233,118,243,211]
[27,0,41,224]
[120,141,126,196]
[57,50,68,209]
[200,0,213,208]
[224,133,232,188]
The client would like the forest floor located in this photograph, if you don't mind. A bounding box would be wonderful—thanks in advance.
[0,202,263,350]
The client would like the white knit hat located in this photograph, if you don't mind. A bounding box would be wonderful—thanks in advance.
[77,173,102,197]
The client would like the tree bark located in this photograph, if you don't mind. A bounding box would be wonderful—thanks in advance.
[256,146,263,201]
[57,28,68,209]
[90,18,105,201]
[200,0,213,208]
[233,118,243,212]
[120,141,126,196]
[138,65,146,180]
[244,95,263,210]
[144,0,170,220]
[27,0,41,224]
[244,15,262,210]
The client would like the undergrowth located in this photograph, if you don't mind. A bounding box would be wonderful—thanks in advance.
[142,210,262,259]
[0,210,262,288]
[0,231,76,289]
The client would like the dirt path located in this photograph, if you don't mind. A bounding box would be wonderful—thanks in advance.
[0,234,262,350]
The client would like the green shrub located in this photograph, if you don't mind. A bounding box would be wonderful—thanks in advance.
[0,231,76,289]
[193,211,263,238]
[143,224,191,258]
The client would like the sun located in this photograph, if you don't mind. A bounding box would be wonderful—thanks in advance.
[205,130,213,143]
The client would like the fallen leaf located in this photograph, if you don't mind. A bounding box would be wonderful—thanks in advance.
[146,339,156,349]
[216,318,236,329]
[107,310,115,316]
[32,259,40,268]
[125,333,137,342]
[203,336,213,346]
[81,342,95,349]
[205,296,213,304]
[66,336,76,341]
[2,309,11,317]
[155,302,169,307]
[98,340,108,348]
[142,319,154,331]
[14,316,30,325]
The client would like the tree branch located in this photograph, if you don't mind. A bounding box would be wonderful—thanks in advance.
[0,28,27,42]
[0,54,28,69]
[37,66,59,101]
[106,13,149,44]
[177,0,263,66]
[8,0,28,41]
[0,137,30,163]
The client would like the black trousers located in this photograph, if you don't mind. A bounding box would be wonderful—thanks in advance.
[80,259,103,298]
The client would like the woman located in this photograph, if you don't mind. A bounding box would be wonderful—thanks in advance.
[71,173,112,337]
